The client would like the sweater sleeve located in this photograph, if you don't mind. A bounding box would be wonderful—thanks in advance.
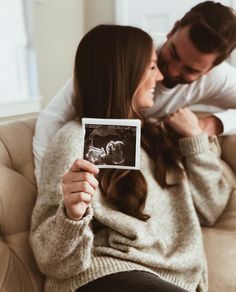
[179,134,232,226]
[30,122,94,279]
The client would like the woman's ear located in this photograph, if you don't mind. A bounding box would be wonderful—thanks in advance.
[167,21,180,39]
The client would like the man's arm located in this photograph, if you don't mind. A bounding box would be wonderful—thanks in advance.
[199,109,236,136]
[199,115,223,135]
[192,62,236,135]
[33,78,74,185]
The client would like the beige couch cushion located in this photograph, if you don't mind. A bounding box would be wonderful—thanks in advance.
[203,172,236,292]
[0,119,44,292]
[202,135,236,292]
[203,226,236,292]
[203,187,236,292]
[221,135,236,174]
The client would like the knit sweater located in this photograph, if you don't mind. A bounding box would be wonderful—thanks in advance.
[30,121,231,292]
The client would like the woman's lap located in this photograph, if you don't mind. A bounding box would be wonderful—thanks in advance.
[75,271,188,292]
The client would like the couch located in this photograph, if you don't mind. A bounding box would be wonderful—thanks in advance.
[0,118,235,292]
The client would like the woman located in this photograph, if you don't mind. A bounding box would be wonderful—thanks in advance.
[30,25,231,292]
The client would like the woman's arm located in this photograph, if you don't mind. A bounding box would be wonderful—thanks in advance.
[165,108,232,226]
[179,134,231,226]
[30,122,98,279]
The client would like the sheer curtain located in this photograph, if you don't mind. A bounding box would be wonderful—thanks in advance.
[0,0,40,119]
[0,0,30,102]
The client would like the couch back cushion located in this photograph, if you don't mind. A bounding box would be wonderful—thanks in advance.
[221,135,236,174]
[203,136,236,292]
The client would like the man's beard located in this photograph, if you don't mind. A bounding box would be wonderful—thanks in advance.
[158,55,192,88]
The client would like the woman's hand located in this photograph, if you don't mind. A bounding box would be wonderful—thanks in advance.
[165,108,203,137]
[62,159,99,221]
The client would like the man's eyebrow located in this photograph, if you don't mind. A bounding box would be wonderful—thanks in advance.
[171,42,202,73]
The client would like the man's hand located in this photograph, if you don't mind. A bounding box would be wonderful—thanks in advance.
[62,159,99,221]
[199,115,223,135]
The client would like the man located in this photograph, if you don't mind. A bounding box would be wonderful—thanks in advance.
[145,0,236,135]
[33,1,236,183]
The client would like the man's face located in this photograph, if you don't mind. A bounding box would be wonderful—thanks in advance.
[158,25,219,88]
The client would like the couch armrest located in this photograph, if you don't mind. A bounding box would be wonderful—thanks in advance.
[0,118,44,292]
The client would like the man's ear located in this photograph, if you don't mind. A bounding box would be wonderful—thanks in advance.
[167,21,180,39]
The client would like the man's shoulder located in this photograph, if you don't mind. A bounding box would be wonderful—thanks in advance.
[52,120,83,149]
[42,120,84,169]
[196,61,236,94]
[59,120,81,132]
[206,61,236,79]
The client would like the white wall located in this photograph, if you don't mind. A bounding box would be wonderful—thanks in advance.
[84,0,115,33]
[33,0,84,107]
[33,0,114,108]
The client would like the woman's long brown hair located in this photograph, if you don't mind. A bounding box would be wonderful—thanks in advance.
[73,25,183,221]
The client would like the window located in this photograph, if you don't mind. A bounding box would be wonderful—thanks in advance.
[0,0,40,118]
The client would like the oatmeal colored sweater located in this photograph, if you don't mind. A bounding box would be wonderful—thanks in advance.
[30,121,231,292]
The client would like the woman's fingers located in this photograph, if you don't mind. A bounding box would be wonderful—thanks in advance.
[66,192,93,205]
[64,170,99,186]
[70,159,99,175]
[61,159,99,220]
[64,180,97,195]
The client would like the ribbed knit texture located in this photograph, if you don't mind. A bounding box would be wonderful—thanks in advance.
[30,121,231,292]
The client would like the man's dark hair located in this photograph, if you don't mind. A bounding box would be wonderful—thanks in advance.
[177,1,236,65]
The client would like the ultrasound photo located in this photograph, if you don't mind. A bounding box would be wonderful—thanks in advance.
[82,118,141,169]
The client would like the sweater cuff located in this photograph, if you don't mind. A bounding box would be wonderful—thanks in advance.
[55,203,93,239]
[179,133,209,157]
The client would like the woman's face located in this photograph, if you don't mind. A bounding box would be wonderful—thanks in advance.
[133,47,163,111]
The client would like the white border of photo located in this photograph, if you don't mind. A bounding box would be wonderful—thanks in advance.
[82,118,141,170]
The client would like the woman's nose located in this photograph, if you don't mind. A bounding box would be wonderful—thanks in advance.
[156,67,164,82]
